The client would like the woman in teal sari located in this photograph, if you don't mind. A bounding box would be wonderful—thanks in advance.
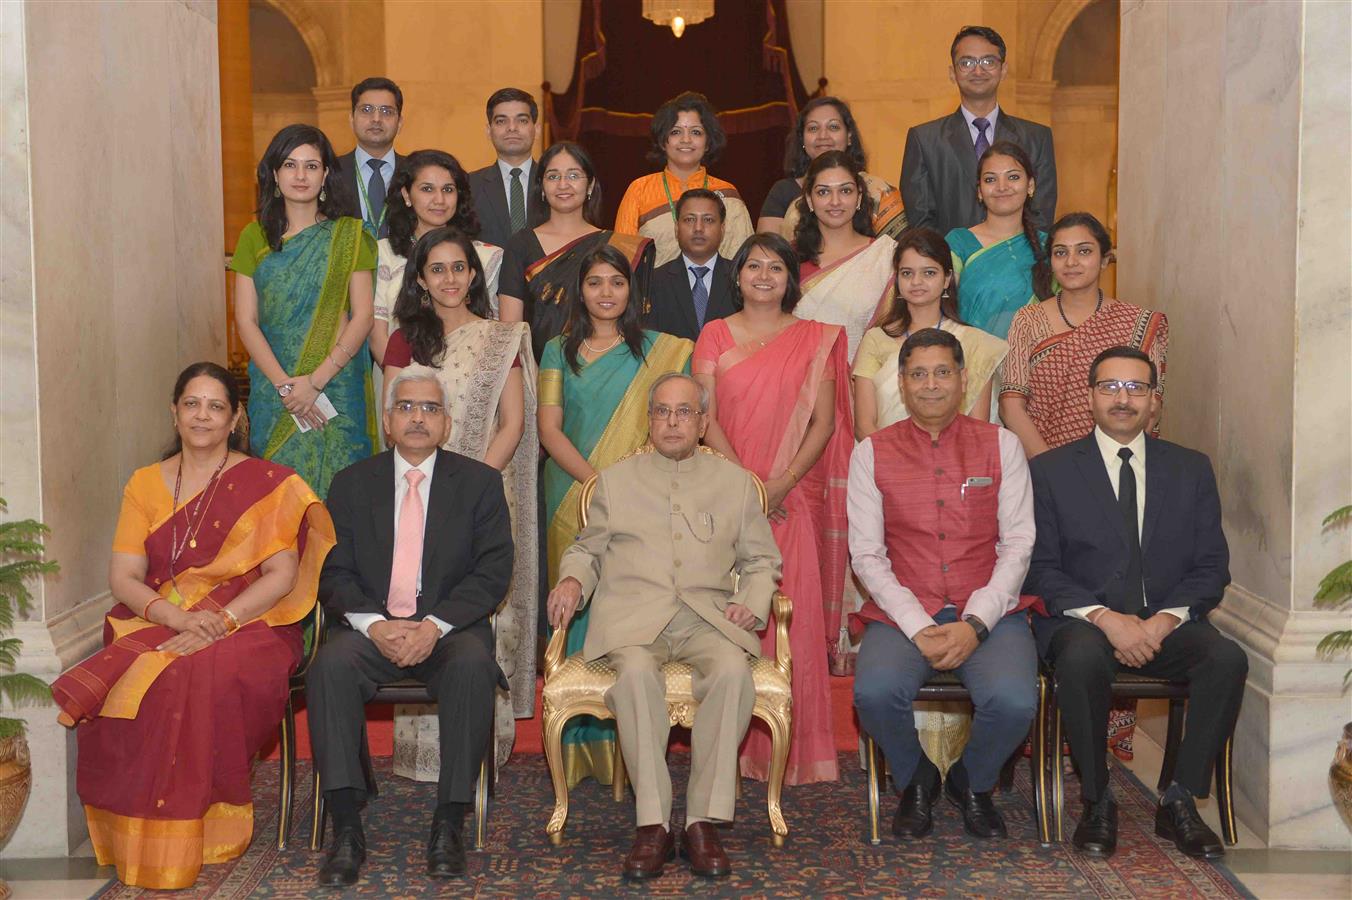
[538,243,693,787]
[231,124,378,497]
[946,141,1046,339]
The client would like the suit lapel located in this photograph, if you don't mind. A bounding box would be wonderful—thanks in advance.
[479,168,510,235]
[1141,439,1168,551]
[993,112,1020,145]
[421,450,456,596]
[670,261,701,336]
[708,257,736,320]
[1072,438,1130,545]
[944,110,978,182]
[370,452,397,601]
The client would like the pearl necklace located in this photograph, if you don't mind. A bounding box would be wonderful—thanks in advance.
[582,333,622,355]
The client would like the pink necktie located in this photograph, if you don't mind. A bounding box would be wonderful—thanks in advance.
[387,469,426,618]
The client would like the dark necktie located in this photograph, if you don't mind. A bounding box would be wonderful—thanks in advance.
[1117,447,1146,616]
[689,265,710,328]
[972,116,991,159]
[365,158,386,228]
[509,167,526,234]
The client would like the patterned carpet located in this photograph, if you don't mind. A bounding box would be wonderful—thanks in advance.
[93,751,1252,899]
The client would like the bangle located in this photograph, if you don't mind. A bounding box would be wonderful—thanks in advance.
[784,466,801,483]
[331,342,354,360]
[144,597,164,621]
[218,608,241,633]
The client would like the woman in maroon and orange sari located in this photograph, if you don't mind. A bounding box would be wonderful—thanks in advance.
[694,233,854,785]
[52,362,335,890]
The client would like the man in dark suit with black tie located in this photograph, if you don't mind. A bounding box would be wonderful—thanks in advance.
[644,189,737,342]
[333,77,405,238]
[1026,347,1247,862]
[468,87,544,248]
[308,365,513,886]
[899,26,1057,234]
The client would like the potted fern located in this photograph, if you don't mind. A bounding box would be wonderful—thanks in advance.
[0,498,59,855]
[1318,505,1352,831]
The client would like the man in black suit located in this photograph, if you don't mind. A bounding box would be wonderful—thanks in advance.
[899,26,1057,234]
[644,189,737,342]
[333,77,405,238]
[308,365,513,885]
[468,87,544,247]
[1026,347,1247,861]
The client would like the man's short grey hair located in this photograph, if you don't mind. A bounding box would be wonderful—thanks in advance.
[385,364,452,412]
[648,372,709,413]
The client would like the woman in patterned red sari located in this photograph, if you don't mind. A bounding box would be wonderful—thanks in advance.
[52,363,334,890]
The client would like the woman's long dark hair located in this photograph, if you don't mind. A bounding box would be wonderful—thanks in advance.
[387,149,481,258]
[792,150,876,264]
[1033,211,1114,301]
[255,124,347,251]
[783,96,868,178]
[163,362,249,459]
[878,228,965,338]
[391,227,492,365]
[561,244,646,374]
[729,232,802,313]
[530,141,604,228]
[976,140,1045,292]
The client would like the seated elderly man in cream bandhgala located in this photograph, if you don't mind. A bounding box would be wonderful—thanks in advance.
[547,372,782,881]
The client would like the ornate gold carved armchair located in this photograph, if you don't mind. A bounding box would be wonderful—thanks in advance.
[541,445,793,846]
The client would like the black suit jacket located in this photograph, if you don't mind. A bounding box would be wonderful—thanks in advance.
[468,161,544,248]
[1025,434,1230,650]
[899,108,1057,235]
[333,150,405,237]
[643,254,736,342]
[319,449,514,635]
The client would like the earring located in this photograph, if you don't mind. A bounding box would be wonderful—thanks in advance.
[941,288,951,300]
[1028,188,1035,199]
[319,188,326,202]
[273,185,281,198]
[587,188,593,199]
[421,289,431,307]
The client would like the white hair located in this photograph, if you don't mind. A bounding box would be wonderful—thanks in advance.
[385,364,451,411]
[648,371,709,413]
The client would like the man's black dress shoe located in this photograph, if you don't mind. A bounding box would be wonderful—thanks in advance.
[1072,796,1118,857]
[427,816,468,877]
[943,778,1007,838]
[317,825,366,887]
[1155,795,1224,859]
[892,760,942,838]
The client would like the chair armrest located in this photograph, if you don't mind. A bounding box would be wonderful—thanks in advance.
[544,620,570,681]
[772,591,792,679]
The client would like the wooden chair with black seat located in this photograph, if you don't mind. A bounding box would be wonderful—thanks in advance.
[862,668,1054,846]
[1041,673,1238,845]
[540,444,794,846]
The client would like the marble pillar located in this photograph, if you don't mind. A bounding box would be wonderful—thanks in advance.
[1118,0,1351,850]
[0,0,225,857]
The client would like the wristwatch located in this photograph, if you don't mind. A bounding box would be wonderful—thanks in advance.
[962,615,990,643]
[277,383,293,398]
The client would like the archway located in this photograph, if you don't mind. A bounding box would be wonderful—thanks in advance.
[249,0,319,161]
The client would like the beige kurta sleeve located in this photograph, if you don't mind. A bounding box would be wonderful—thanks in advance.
[728,470,782,628]
[556,471,611,605]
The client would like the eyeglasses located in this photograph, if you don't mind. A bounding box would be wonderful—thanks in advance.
[1093,380,1153,397]
[356,104,399,118]
[904,366,960,382]
[392,400,446,415]
[544,171,587,183]
[649,404,701,422]
[955,55,1002,71]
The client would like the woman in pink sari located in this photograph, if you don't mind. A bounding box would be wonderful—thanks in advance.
[694,233,853,785]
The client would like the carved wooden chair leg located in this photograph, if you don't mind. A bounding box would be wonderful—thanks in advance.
[543,710,573,845]
[277,695,296,850]
[763,711,791,847]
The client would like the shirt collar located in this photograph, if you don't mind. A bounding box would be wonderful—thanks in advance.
[393,448,437,483]
[355,145,396,172]
[498,158,532,182]
[903,413,964,444]
[681,253,716,273]
[650,448,701,473]
[663,166,708,191]
[1093,425,1146,468]
[959,104,1000,131]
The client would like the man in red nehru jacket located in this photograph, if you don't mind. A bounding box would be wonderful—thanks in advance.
[849,328,1038,840]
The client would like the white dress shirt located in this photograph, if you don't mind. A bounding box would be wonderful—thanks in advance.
[959,104,1000,149]
[681,253,717,293]
[1065,427,1188,630]
[496,158,534,199]
[847,426,1035,639]
[346,450,453,638]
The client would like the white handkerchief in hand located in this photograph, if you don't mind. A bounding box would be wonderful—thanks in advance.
[292,392,340,433]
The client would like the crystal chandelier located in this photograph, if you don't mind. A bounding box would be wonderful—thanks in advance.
[641,0,714,38]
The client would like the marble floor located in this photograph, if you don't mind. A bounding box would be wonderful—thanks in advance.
[3,733,1349,899]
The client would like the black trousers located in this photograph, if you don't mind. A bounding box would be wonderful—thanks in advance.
[307,624,497,805]
[1046,618,1247,802]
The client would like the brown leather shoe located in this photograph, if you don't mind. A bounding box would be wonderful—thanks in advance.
[622,824,675,880]
[682,821,732,877]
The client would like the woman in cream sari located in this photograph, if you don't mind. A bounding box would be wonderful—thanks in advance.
[850,228,1008,777]
[792,150,898,362]
[383,227,537,771]
[538,243,694,786]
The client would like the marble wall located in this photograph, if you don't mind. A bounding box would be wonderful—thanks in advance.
[1118,0,1352,850]
[1,0,225,857]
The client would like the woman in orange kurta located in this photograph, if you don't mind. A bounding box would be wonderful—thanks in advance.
[52,363,334,890]
[694,233,853,785]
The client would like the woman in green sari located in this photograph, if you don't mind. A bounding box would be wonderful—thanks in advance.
[945,141,1046,340]
[538,243,693,787]
[231,124,378,498]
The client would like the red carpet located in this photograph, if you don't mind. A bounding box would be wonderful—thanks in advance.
[264,675,862,761]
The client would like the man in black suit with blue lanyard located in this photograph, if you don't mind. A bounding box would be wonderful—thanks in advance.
[1026,347,1247,861]
[334,77,405,239]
